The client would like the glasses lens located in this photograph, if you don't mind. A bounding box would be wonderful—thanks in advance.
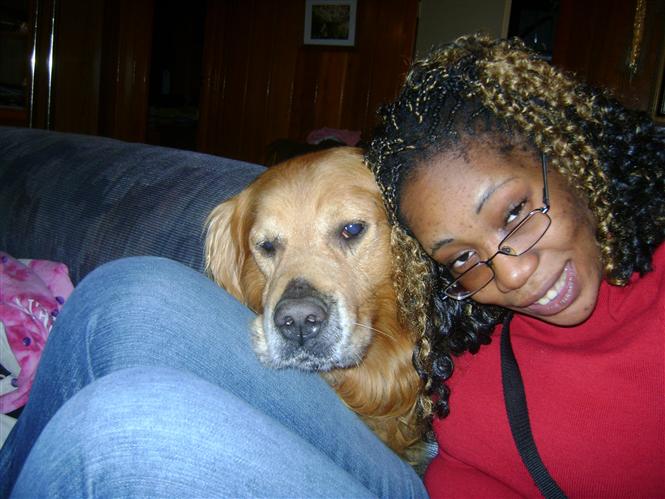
[445,263,494,299]
[499,211,551,256]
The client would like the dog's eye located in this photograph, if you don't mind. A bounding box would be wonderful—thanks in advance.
[258,240,276,256]
[341,222,365,240]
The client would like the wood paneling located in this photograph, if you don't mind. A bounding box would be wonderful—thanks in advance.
[7,0,418,160]
[51,0,104,135]
[98,0,154,142]
[198,0,419,165]
[553,0,665,114]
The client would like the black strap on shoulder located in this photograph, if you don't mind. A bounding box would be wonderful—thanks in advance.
[500,314,567,499]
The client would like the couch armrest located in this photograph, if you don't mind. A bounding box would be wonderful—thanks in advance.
[0,127,265,283]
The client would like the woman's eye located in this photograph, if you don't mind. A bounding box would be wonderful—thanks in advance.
[258,240,276,256]
[448,250,479,273]
[505,199,527,226]
[341,222,365,240]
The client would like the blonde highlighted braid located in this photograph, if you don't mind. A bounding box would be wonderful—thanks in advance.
[367,34,665,425]
[389,224,434,419]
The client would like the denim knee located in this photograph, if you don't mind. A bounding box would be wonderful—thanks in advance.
[22,256,257,413]
[74,256,210,311]
[13,367,238,498]
[12,367,375,499]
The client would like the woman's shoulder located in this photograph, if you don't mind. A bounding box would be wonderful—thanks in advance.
[606,243,665,321]
[631,242,665,288]
[652,243,665,270]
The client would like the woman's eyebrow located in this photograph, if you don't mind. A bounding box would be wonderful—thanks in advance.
[476,177,518,214]
[430,177,519,255]
[431,237,454,255]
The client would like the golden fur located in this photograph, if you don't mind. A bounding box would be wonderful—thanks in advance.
[204,147,422,458]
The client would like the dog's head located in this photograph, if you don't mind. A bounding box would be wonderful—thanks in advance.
[205,147,397,371]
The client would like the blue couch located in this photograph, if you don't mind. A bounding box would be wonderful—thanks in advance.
[0,125,272,479]
[0,126,266,284]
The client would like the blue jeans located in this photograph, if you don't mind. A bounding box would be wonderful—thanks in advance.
[0,257,427,498]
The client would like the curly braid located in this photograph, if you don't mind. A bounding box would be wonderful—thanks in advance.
[366,34,665,424]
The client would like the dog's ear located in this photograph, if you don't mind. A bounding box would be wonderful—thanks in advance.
[204,191,252,302]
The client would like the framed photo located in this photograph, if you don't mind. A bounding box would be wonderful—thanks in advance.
[304,0,357,47]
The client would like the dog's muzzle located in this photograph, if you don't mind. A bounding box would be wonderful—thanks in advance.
[273,279,328,345]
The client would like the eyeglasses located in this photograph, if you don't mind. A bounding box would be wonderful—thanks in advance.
[444,154,551,301]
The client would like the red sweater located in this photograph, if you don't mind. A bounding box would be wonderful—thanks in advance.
[425,245,665,498]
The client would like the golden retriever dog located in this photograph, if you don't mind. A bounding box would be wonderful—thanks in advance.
[204,147,422,460]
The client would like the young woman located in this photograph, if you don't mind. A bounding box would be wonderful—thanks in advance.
[368,34,664,498]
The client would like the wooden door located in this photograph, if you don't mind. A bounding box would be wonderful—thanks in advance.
[553,0,665,115]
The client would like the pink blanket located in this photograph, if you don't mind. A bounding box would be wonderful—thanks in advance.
[0,252,74,413]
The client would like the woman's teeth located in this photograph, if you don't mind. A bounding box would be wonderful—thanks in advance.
[536,269,567,306]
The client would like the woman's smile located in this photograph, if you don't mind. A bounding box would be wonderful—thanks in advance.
[521,260,581,316]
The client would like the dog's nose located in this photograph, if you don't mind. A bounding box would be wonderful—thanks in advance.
[274,280,328,345]
[274,297,327,344]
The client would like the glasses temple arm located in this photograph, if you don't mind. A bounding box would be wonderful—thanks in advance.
[541,153,550,208]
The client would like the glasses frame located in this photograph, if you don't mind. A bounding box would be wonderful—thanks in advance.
[444,153,551,301]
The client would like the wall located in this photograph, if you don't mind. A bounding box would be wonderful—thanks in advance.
[415,0,511,56]
[553,0,665,115]
[197,0,419,164]
[7,0,419,165]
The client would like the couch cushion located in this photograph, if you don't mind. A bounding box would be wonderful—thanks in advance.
[0,127,265,283]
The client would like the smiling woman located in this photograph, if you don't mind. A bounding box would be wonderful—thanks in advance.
[368,33,665,499]
[400,144,602,327]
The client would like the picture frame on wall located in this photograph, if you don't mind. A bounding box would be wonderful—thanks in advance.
[304,0,357,47]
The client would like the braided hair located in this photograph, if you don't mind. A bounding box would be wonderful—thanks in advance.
[367,34,665,424]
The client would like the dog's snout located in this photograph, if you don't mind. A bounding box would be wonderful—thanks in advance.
[280,279,317,300]
[274,280,328,345]
[274,297,327,344]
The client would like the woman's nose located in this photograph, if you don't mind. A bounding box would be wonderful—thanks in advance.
[490,251,538,293]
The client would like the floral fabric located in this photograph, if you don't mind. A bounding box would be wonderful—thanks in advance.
[0,252,73,413]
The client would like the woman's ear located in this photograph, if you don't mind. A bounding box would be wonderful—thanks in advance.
[204,191,250,301]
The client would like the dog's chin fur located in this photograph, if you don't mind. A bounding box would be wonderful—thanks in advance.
[204,147,426,465]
